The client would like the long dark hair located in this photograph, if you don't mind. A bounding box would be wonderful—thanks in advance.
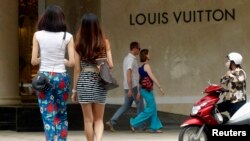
[37,5,67,32]
[75,13,106,61]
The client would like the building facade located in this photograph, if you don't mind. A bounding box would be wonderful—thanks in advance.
[0,0,250,116]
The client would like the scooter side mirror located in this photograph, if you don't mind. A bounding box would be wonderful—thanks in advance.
[208,80,212,85]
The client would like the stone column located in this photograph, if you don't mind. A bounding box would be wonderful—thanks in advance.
[0,0,20,105]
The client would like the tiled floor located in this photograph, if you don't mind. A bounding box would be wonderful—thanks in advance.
[0,129,179,141]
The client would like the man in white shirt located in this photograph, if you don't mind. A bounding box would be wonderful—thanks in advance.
[106,41,144,131]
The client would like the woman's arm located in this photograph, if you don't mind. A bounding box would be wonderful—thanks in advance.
[71,51,81,102]
[105,39,114,69]
[144,63,165,95]
[31,34,40,66]
[144,64,161,88]
[228,69,246,83]
[65,37,75,67]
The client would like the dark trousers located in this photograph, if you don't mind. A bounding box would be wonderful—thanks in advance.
[217,100,246,117]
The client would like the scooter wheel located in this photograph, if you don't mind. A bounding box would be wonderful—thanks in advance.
[179,125,208,141]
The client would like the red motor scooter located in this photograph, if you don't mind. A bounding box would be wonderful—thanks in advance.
[178,83,228,141]
[179,81,250,141]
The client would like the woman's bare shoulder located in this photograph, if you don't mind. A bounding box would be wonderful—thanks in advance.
[144,63,151,71]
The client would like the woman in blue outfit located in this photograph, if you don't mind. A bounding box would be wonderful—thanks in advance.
[31,5,75,141]
[130,49,165,133]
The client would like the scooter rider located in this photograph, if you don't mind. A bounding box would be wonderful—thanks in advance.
[218,52,247,117]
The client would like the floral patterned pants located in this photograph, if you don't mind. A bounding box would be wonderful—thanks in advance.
[37,72,70,141]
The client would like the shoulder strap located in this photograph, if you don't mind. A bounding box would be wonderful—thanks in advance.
[63,31,66,40]
[142,63,147,70]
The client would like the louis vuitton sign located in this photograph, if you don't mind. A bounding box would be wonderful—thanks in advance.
[129,8,235,26]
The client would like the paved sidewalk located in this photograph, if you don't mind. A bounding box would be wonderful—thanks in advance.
[0,128,180,141]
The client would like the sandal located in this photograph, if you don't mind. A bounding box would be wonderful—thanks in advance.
[151,130,163,133]
[130,126,136,132]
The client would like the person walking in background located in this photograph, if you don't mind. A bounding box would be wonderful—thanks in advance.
[31,5,75,141]
[71,13,113,141]
[106,41,144,131]
[130,49,165,133]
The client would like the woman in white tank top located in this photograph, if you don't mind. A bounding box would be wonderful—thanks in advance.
[31,5,75,141]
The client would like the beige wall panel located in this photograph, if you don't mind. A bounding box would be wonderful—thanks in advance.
[101,0,250,115]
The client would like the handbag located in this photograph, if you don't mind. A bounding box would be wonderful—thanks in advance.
[32,72,53,91]
[140,76,153,90]
[96,59,119,90]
